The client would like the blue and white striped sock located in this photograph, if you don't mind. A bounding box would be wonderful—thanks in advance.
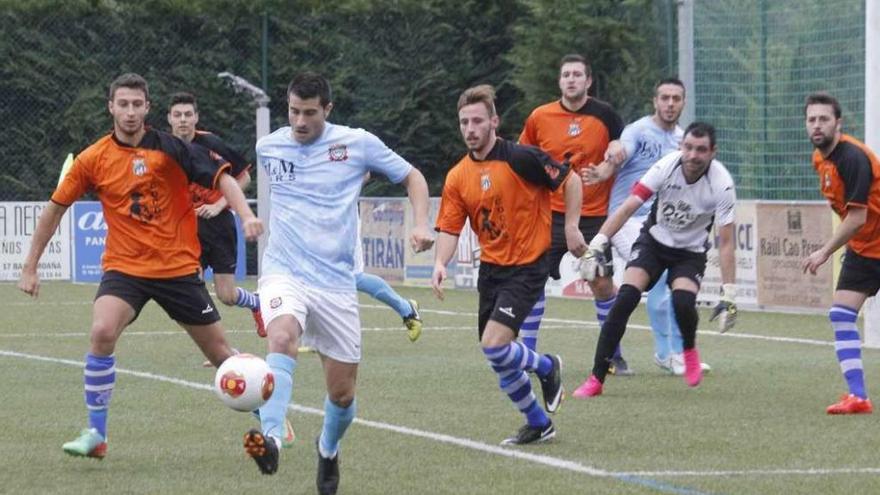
[596,296,623,359]
[235,288,259,311]
[830,304,866,399]
[84,353,115,438]
[519,292,545,352]
[484,344,549,427]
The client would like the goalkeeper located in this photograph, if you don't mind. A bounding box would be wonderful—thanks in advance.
[572,122,737,398]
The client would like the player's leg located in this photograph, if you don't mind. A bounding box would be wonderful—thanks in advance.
[573,266,650,398]
[826,250,876,414]
[63,272,144,459]
[479,260,562,445]
[646,270,677,370]
[308,287,361,494]
[355,272,421,342]
[518,212,568,352]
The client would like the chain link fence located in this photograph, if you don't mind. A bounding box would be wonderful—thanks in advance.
[694,0,865,200]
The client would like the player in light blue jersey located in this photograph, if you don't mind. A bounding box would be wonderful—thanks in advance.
[585,78,709,375]
[243,73,433,494]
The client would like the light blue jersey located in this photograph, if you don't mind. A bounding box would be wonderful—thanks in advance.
[256,123,412,291]
[609,116,683,217]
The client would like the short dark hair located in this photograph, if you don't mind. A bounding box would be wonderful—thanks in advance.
[683,121,716,148]
[804,92,841,119]
[287,72,332,107]
[559,54,591,77]
[457,84,496,117]
[169,92,198,112]
[654,77,686,97]
[109,73,149,101]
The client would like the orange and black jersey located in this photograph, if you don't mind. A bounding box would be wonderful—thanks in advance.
[519,98,623,216]
[52,128,231,278]
[189,131,252,208]
[813,134,880,258]
[435,138,571,266]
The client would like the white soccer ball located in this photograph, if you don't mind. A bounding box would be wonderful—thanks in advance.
[214,354,275,412]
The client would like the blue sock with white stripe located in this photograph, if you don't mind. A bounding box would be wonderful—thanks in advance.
[235,287,259,311]
[596,296,624,359]
[319,396,357,459]
[830,304,866,398]
[355,272,413,317]
[483,344,550,427]
[84,353,115,438]
[258,353,296,440]
[519,292,545,351]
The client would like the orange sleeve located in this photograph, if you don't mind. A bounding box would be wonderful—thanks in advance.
[435,169,469,236]
[51,154,92,206]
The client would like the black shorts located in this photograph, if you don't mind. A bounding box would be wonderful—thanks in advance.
[837,249,880,295]
[476,253,550,339]
[198,210,238,274]
[548,212,606,280]
[627,232,707,290]
[95,270,221,326]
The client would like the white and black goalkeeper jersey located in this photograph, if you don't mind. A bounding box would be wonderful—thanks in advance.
[631,150,736,253]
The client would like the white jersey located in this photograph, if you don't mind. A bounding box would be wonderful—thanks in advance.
[256,123,412,290]
[632,150,735,253]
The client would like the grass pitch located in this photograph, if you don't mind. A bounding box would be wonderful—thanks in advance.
[0,281,878,494]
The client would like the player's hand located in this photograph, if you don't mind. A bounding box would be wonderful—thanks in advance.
[709,283,738,333]
[604,140,626,166]
[195,203,224,219]
[431,264,447,301]
[410,226,435,253]
[581,162,614,185]
[578,234,613,282]
[240,216,264,241]
[18,268,40,298]
[801,248,829,275]
[565,224,587,258]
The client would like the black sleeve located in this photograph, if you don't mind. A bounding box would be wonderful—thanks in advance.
[195,133,251,177]
[507,143,570,191]
[835,143,873,206]
[583,98,624,140]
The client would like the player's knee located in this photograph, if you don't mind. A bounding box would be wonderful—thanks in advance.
[89,322,119,353]
[608,284,642,319]
[327,387,355,408]
[671,290,698,327]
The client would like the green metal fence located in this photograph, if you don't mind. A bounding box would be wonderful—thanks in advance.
[694,0,865,200]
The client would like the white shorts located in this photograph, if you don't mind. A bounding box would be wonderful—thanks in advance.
[611,216,647,287]
[258,274,362,363]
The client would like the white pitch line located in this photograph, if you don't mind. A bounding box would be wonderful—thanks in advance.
[2,348,877,483]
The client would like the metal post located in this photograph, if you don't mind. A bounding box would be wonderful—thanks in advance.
[864,0,879,347]
[678,0,695,127]
[217,72,271,276]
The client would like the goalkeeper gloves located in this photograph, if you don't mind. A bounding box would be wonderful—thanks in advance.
[710,283,738,333]
[578,233,613,282]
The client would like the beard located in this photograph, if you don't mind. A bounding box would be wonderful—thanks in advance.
[811,133,834,149]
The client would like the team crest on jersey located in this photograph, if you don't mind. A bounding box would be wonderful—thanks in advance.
[270,297,282,309]
[480,174,491,191]
[567,119,582,137]
[328,144,348,162]
[131,158,147,176]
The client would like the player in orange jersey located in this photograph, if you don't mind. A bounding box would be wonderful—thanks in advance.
[803,92,880,415]
[18,73,263,459]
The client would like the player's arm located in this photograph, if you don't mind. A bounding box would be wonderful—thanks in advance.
[199,168,250,216]
[711,221,738,333]
[562,173,586,257]
[431,232,459,301]
[217,173,263,241]
[583,140,627,185]
[802,206,866,275]
[18,201,69,298]
[399,167,434,253]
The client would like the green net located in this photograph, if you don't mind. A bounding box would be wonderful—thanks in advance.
[694,0,865,200]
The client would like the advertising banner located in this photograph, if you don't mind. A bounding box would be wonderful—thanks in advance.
[71,201,106,283]
[755,202,833,309]
[359,198,406,282]
[404,198,447,286]
[700,201,758,305]
[0,201,70,281]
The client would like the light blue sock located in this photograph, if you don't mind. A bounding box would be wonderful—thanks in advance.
[84,353,115,438]
[355,272,413,318]
[647,271,683,359]
[258,353,296,440]
[319,396,357,458]
[519,292,545,351]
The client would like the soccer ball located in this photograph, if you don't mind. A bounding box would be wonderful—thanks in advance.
[214,354,275,412]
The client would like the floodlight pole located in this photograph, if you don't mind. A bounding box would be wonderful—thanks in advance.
[218,72,271,276]
[677,0,695,127]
